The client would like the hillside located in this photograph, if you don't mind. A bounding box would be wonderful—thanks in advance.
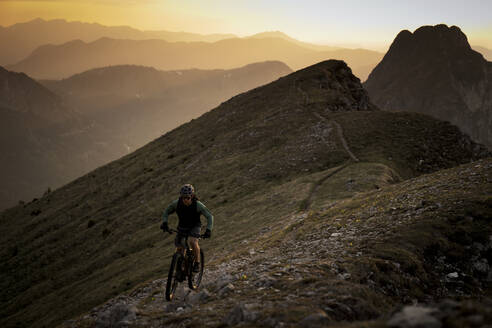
[67,158,492,328]
[0,66,115,211]
[0,66,70,123]
[7,36,382,81]
[0,60,489,328]
[0,18,235,66]
[365,24,492,149]
[1,62,290,210]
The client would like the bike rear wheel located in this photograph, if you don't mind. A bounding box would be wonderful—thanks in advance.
[188,249,204,290]
[166,253,182,301]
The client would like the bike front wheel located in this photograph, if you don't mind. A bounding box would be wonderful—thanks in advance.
[166,253,182,301]
[188,249,204,290]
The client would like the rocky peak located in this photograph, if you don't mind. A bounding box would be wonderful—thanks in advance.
[413,24,470,50]
[364,25,492,149]
[374,24,485,80]
[232,60,378,113]
[389,24,474,56]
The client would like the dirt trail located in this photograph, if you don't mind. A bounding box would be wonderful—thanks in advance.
[313,112,359,162]
[302,112,360,210]
[303,164,348,210]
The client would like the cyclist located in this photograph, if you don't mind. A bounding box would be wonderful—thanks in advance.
[160,184,213,272]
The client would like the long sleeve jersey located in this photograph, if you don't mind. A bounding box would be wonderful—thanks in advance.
[162,199,214,230]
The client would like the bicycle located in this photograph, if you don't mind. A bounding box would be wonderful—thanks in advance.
[165,228,205,301]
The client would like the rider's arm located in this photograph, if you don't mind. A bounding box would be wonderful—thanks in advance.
[162,199,178,223]
[197,201,214,230]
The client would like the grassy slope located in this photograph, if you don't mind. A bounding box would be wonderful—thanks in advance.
[123,158,491,328]
[0,60,488,327]
[66,158,492,328]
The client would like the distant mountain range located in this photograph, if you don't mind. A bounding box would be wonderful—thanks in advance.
[7,35,381,81]
[246,31,342,51]
[472,45,492,61]
[2,18,382,81]
[365,24,492,149]
[0,61,291,210]
[1,59,488,328]
[41,61,292,153]
[0,18,236,66]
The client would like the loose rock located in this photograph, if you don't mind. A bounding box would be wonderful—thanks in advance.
[95,303,137,328]
[387,306,441,328]
[223,303,258,326]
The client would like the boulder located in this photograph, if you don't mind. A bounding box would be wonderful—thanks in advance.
[387,306,441,328]
[223,303,258,326]
[95,303,137,328]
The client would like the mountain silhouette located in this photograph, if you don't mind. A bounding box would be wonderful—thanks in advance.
[247,31,342,51]
[1,60,489,328]
[6,34,382,81]
[0,66,128,211]
[0,66,70,123]
[41,61,291,115]
[364,24,492,149]
[0,18,236,66]
[472,45,492,60]
[0,62,291,210]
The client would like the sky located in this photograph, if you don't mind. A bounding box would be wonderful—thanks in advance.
[1,0,491,50]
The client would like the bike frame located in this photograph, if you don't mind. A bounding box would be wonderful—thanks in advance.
[165,228,206,301]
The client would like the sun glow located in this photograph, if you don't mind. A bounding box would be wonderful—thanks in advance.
[1,0,491,49]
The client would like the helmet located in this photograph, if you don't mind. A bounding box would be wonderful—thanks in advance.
[180,184,195,197]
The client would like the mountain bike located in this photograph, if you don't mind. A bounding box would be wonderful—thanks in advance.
[165,228,205,301]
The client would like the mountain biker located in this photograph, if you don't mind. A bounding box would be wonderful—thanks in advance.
[160,184,213,272]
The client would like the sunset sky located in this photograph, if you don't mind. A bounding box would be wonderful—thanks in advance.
[1,0,491,50]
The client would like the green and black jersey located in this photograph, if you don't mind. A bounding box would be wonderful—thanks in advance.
[162,198,214,230]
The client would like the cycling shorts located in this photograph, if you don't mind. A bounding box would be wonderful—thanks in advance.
[174,225,201,247]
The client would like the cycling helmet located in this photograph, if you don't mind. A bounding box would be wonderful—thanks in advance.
[180,184,195,197]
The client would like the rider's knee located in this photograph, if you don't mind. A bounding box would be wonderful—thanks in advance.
[189,237,199,248]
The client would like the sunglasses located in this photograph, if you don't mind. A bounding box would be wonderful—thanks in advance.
[182,196,192,200]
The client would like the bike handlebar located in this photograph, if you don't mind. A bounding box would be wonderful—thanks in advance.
[165,228,207,239]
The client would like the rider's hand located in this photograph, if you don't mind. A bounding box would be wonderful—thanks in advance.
[160,222,169,232]
[203,229,212,239]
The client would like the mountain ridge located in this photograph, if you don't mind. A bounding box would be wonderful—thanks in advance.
[1,59,489,328]
[0,18,236,66]
[0,66,69,123]
[6,30,382,80]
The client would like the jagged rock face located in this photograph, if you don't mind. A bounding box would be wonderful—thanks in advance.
[294,60,378,111]
[364,24,492,149]
[253,60,378,112]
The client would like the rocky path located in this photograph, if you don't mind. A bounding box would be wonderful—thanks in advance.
[303,164,347,210]
[302,111,359,210]
[313,112,359,162]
